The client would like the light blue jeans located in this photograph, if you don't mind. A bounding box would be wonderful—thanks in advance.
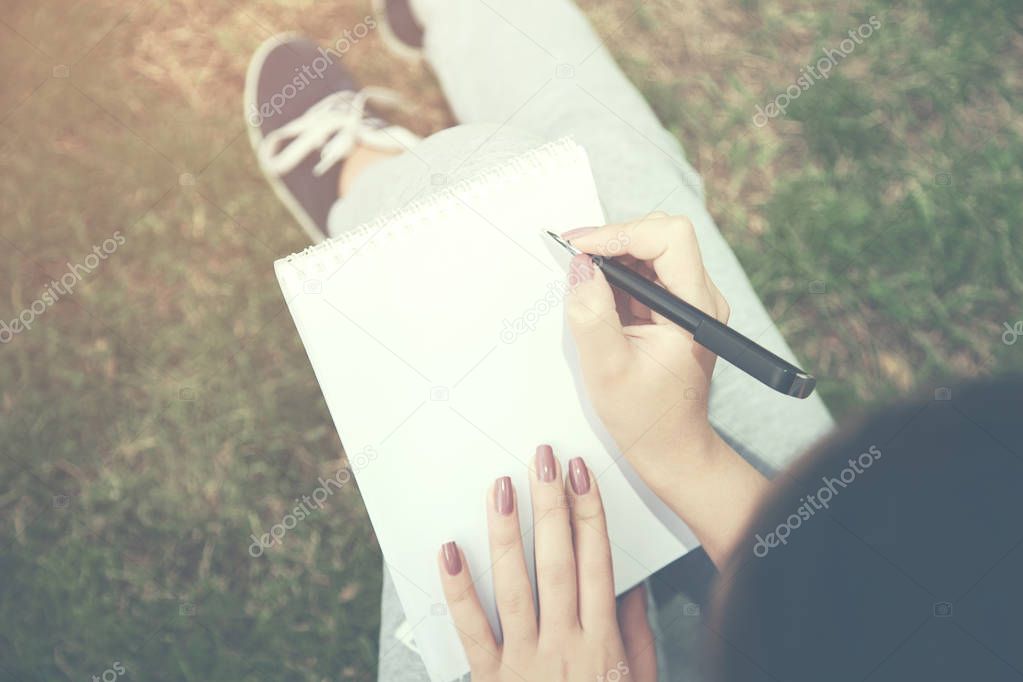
[326,1,834,679]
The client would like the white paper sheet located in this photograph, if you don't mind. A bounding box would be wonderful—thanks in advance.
[275,139,697,682]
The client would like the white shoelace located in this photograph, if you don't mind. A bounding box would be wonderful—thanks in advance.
[257,87,421,177]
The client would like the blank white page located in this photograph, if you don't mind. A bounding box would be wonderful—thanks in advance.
[275,139,696,682]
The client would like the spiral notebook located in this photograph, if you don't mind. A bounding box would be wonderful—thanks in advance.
[274,139,697,682]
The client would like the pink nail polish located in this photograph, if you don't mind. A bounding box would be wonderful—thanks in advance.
[569,253,594,282]
[569,457,590,495]
[495,476,514,515]
[442,541,462,575]
[561,226,597,239]
[536,444,557,482]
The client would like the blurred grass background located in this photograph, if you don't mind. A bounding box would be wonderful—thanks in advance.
[1,0,1021,680]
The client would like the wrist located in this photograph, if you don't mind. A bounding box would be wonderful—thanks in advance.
[623,420,722,481]
[625,428,768,567]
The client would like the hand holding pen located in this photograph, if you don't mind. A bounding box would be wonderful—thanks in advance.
[549,225,814,399]
[557,214,774,566]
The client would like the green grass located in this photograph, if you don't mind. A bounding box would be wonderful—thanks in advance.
[1,0,1021,680]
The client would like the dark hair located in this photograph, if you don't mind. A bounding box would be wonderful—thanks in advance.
[706,376,1023,682]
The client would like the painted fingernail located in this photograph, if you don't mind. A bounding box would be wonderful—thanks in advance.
[536,444,557,482]
[442,541,462,575]
[569,457,590,495]
[569,254,594,282]
[561,226,597,239]
[495,476,514,515]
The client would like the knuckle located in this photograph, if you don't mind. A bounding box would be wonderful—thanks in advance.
[537,559,576,589]
[671,215,696,233]
[666,216,696,245]
[572,499,607,525]
[463,640,501,674]
[537,637,574,662]
[577,551,612,577]
[535,503,569,527]
[499,586,534,617]
[717,296,731,323]
[619,220,641,246]
[566,296,603,326]
[448,585,475,607]
[491,527,522,556]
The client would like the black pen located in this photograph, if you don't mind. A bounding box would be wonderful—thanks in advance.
[546,231,816,399]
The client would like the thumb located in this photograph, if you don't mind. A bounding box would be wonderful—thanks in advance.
[565,254,631,382]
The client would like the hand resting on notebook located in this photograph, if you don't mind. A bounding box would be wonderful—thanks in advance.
[562,214,769,567]
[437,446,658,682]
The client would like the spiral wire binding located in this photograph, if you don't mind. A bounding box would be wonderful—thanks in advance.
[275,137,587,294]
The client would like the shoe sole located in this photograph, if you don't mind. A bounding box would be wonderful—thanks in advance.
[243,32,330,244]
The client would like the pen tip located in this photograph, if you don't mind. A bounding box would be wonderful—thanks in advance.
[544,230,582,255]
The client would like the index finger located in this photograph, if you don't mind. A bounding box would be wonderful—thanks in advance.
[563,214,711,306]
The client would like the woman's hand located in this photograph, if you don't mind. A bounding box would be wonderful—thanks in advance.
[562,214,767,565]
[563,214,725,469]
[437,446,657,682]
